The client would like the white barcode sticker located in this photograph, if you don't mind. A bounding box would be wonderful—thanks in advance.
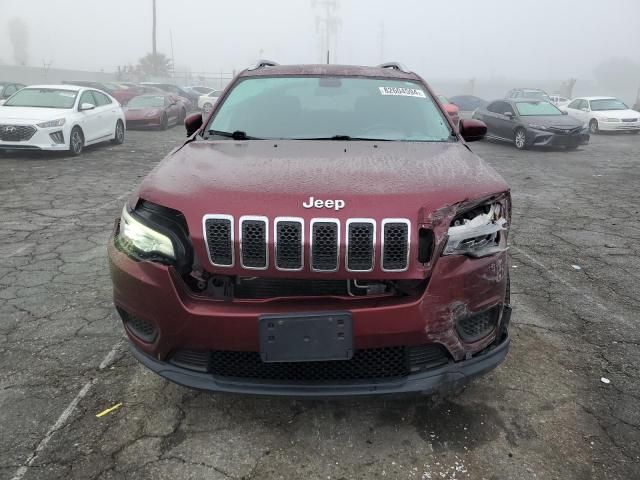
[379,86,426,98]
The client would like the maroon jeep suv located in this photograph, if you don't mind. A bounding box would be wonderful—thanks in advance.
[108,62,512,396]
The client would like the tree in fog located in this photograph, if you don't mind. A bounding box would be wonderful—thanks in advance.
[8,18,29,66]
[138,52,172,78]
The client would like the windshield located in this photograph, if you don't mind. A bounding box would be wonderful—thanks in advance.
[128,96,165,108]
[4,88,78,109]
[208,76,452,141]
[522,91,550,101]
[515,101,562,116]
[590,99,627,111]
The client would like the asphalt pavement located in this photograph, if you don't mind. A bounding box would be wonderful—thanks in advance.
[1,127,639,480]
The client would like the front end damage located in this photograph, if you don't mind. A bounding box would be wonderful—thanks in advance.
[108,191,512,396]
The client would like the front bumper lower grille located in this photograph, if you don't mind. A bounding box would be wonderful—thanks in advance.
[169,344,450,382]
[203,215,412,273]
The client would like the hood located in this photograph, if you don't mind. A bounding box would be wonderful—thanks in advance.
[0,106,71,123]
[522,114,583,128]
[139,140,507,221]
[125,107,161,119]
[592,109,638,119]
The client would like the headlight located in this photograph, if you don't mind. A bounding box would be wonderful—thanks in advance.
[37,118,66,128]
[528,124,548,131]
[443,203,508,258]
[119,206,175,259]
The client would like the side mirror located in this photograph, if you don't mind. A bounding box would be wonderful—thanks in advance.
[580,107,589,112]
[185,113,203,137]
[561,111,568,115]
[504,111,514,119]
[80,103,95,111]
[459,118,487,142]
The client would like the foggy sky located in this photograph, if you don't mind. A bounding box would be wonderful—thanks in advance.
[1,0,639,81]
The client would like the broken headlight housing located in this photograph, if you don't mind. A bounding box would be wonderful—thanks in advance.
[443,202,507,258]
[119,206,175,259]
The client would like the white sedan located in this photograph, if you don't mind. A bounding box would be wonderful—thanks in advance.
[0,84,126,156]
[198,90,223,114]
[561,96,640,134]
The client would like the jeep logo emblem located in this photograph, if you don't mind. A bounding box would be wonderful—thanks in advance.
[303,196,345,211]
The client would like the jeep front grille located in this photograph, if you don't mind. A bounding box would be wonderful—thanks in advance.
[203,215,411,273]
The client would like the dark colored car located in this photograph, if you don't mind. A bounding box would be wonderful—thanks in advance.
[449,95,487,112]
[124,94,186,130]
[0,82,26,103]
[108,62,512,397]
[473,98,589,150]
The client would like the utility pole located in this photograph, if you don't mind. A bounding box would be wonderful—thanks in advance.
[312,0,340,64]
[152,0,157,56]
[378,22,385,63]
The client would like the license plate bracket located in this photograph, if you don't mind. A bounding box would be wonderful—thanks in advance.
[259,312,353,363]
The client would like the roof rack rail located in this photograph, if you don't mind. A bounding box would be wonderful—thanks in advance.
[377,62,409,73]
[249,59,280,70]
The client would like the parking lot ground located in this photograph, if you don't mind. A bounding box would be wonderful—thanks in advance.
[1,129,639,480]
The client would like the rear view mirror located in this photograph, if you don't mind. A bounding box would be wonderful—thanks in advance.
[459,119,487,142]
[185,113,203,137]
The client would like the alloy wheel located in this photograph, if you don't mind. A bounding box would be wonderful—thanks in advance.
[515,129,526,149]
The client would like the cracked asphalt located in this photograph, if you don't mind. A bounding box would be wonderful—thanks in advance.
[1,127,639,480]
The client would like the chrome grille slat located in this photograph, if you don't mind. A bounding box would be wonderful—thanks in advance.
[346,219,375,272]
[310,219,340,272]
[381,219,411,272]
[275,218,304,271]
[240,216,268,270]
[203,215,234,267]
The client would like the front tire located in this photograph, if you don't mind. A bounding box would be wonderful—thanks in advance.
[111,120,125,145]
[514,128,528,150]
[159,114,168,131]
[589,119,599,134]
[69,127,84,156]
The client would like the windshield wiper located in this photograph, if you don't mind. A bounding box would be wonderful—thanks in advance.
[208,130,261,140]
[294,135,394,141]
